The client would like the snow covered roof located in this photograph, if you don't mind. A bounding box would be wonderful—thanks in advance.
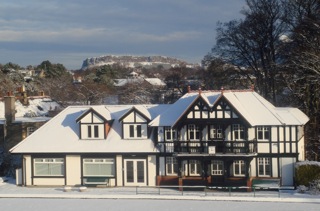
[10,90,309,154]
[149,90,309,127]
[0,96,62,124]
[114,78,166,87]
[144,78,166,86]
[10,104,170,154]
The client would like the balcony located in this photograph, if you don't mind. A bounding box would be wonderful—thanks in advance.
[156,140,257,155]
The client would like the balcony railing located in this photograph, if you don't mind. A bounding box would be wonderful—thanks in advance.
[156,140,257,155]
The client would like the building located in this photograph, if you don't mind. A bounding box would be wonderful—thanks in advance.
[10,89,309,187]
[0,90,62,175]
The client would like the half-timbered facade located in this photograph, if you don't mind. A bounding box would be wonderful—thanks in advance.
[10,89,309,187]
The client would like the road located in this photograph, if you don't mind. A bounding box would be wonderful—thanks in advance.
[0,198,319,211]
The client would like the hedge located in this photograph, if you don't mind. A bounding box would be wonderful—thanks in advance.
[295,161,320,186]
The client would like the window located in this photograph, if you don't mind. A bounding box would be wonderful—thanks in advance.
[126,124,146,139]
[257,127,270,140]
[258,158,271,176]
[233,160,246,176]
[233,124,245,140]
[210,125,223,139]
[34,158,65,176]
[86,124,102,139]
[164,127,176,141]
[88,126,92,137]
[189,160,201,176]
[137,125,142,137]
[83,158,115,177]
[188,124,200,140]
[211,160,224,175]
[166,157,178,175]
[27,127,35,136]
[129,125,134,137]
[94,125,99,138]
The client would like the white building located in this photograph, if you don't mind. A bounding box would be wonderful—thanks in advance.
[10,89,309,187]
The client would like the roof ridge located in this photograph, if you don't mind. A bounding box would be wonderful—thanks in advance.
[188,89,254,93]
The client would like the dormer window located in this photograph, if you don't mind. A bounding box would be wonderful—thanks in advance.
[76,107,112,140]
[88,125,99,138]
[120,106,150,140]
[125,123,146,139]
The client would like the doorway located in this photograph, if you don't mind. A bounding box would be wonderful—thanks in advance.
[124,159,147,186]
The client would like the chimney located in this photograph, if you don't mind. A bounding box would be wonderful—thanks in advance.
[39,91,45,96]
[4,91,16,124]
[221,86,224,95]
[198,87,202,95]
[187,85,191,93]
[250,84,255,91]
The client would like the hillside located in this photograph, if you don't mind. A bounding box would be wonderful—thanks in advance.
[81,55,198,70]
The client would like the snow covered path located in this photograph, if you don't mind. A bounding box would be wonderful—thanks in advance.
[0,198,319,211]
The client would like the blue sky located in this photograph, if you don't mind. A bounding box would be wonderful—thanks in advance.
[0,0,246,70]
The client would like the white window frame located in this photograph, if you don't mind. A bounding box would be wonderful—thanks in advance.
[211,160,224,175]
[86,124,103,139]
[27,127,35,136]
[258,157,271,177]
[164,127,176,141]
[166,157,178,175]
[210,125,223,139]
[188,124,200,140]
[83,158,115,177]
[189,160,201,176]
[233,160,246,177]
[126,124,147,139]
[233,124,245,140]
[257,126,270,141]
[34,158,65,176]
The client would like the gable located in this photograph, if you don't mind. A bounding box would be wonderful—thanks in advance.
[76,107,108,124]
[211,97,239,119]
[186,97,210,119]
[120,107,150,123]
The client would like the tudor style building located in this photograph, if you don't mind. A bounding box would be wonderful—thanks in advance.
[10,89,309,187]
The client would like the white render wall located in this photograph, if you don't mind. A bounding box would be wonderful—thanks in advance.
[23,155,32,186]
[116,155,123,186]
[66,155,81,186]
[148,155,157,186]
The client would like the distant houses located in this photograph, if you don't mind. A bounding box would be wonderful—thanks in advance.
[0,88,62,175]
[114,71,166,87]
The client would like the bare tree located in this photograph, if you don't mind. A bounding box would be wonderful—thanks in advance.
[212,0,287,103]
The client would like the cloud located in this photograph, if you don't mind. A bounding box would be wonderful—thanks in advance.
[0,0,246,69]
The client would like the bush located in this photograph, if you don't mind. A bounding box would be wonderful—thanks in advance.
[295,161,320,186]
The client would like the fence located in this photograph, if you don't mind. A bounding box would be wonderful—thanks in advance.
[133,185,292,198]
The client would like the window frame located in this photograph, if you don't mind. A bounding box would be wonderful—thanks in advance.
[211,160,224,175]
[209,125,223,139]
[258,157,271,177]
[233,124,245,140]
[125,123,147,139]
[27,126,35,137]
[233,160,246,177]
[257,126,270,141]
[164,127,176,141]
[83,158,115,177]
[189,160,201,176]
[166,157,178,175]
[188,124,200,140]
[33,158,65,177]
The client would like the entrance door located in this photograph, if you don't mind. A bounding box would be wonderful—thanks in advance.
[124,159,147,186]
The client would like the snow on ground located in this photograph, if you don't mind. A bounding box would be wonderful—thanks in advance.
[0,178,320,205]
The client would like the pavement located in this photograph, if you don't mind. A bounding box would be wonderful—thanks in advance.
[0,178,320,203]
